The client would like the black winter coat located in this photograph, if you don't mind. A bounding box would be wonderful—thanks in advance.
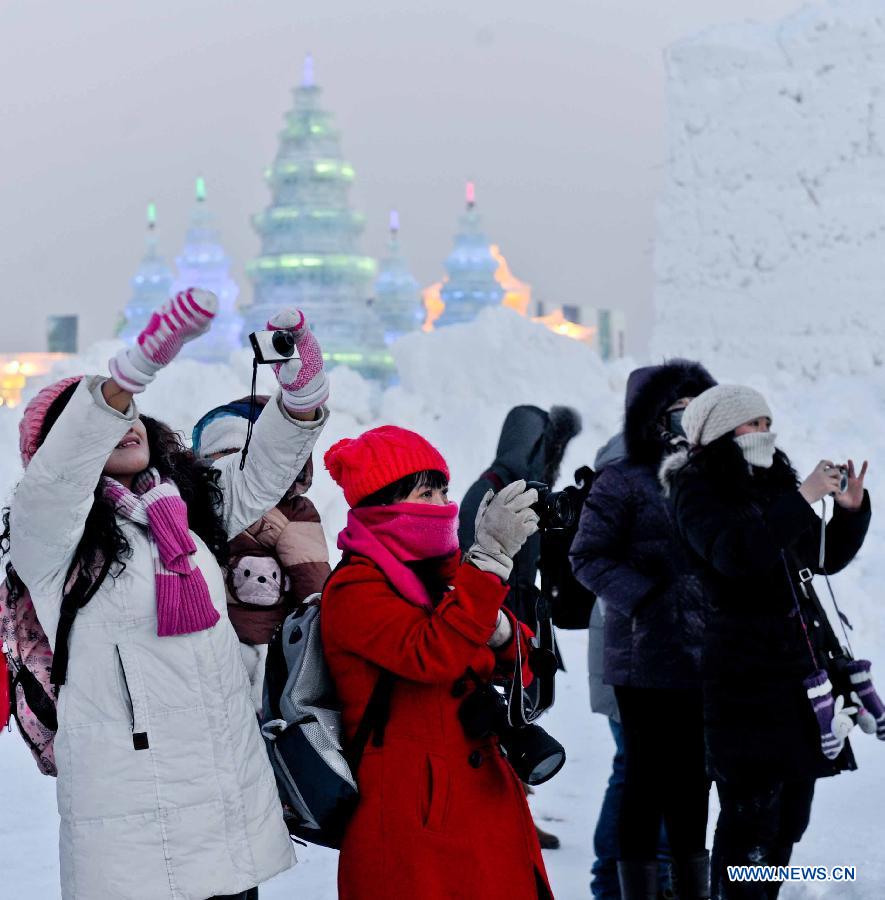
[571,461,707,689]
[459,405,580,624]
[668,445,871,782]
[570,360,715,690]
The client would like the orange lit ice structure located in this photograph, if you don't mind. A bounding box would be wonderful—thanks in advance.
[0,354,72,409]
[532,308,596,346]
[423,242,532,331]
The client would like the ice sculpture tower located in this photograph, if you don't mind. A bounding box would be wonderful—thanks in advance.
[244,54,390,379]
[173,178,243,362]
[374,210,423,344]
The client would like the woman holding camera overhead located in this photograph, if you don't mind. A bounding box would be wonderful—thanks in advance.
[662,384,871,899]
[321,426,555,900]
[5,295,328,900]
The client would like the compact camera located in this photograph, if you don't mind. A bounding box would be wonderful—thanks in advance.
[825,465,850,494]
[249,329,301,366]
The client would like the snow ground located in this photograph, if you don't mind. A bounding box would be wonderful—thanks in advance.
[2,309,884,896]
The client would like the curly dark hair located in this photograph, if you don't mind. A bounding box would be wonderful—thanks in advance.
[1,381,229,582]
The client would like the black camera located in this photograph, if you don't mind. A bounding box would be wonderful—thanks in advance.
[458,679,566,785]
[526,480,582,532]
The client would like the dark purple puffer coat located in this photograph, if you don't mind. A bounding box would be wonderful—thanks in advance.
[569,360,715,689]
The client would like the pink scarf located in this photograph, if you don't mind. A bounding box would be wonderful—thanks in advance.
[102,468,220,636]
[337,502,459,609]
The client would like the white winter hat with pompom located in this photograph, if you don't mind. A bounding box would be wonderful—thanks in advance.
[682,384,772,447]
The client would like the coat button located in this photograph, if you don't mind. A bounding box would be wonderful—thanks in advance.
[468,750,484,768]
[813,620,821,628]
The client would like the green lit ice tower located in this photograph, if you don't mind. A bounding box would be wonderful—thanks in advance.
[374,210,424,344]
[244,54,390,379]
[119,203,174,341]
[173,177,243,363]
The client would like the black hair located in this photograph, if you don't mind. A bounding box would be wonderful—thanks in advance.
[1,382,229,581]
[357,469,449,507]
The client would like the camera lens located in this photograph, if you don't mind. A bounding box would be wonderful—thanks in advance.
[271,330,296,358]
[500,723,566,786]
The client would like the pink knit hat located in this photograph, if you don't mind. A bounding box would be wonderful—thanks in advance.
[19,376,83,467]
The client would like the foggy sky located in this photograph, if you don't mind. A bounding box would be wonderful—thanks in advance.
[0,0,802,356]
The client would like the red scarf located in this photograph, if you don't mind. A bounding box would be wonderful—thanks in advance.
[337,502,459,609]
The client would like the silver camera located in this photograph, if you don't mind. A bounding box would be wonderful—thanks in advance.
[249,330,301,366]
[825,464,850,493]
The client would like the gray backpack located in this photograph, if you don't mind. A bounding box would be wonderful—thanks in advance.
[261,594,394,849]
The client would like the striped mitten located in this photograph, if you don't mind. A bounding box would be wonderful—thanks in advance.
[804,670,856,759]
[267,308,329,414]
[110,289,217,392]
[846,659,885,739]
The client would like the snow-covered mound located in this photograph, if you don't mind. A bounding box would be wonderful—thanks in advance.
[653,0,885,376]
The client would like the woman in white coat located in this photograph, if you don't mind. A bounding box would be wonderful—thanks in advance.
[5,291,329,900]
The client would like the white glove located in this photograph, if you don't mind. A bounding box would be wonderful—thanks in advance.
[487,610,514,648]
[464,479,539,582]
[831,694,858,742]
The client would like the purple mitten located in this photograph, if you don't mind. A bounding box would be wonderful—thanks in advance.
[267,309,329,414]
[804,670,854,760]
[846,659,885,739]
[110,289,217,392]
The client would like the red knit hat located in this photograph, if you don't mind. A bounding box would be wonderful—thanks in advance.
[19,376,84,467]
[324,425,449,507]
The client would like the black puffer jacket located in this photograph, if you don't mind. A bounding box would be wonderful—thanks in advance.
[458,405,581,623]
[570,360,716,689]
[665,439,871,781]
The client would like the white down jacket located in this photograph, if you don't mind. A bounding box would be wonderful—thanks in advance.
[10,377,327,900]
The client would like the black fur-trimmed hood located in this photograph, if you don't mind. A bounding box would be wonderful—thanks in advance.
[492,404,582,486]
[623,360,716,466]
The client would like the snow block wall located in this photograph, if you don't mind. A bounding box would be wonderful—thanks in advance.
[653,0,885,376]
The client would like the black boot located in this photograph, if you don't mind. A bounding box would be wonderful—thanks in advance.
[617,860,659,900]
[672,851,710,900]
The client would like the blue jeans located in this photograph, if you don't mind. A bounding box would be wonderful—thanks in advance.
[591,718,673,899]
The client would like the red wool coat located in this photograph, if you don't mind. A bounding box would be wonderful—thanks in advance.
[322,555,553,900]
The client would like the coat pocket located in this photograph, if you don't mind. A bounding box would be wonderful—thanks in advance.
[115,644,150,750]
[419,753,450,833]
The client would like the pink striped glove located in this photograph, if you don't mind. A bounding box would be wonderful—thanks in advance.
[268,309,329,414]
[110,289,217,392]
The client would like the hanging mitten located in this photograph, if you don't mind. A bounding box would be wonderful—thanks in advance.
[267,309,329,414]
[804,670,856,759]
[846,659,885,739]
[110,289,217,392]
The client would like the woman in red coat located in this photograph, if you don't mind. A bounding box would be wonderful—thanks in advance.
[322,425,554,900]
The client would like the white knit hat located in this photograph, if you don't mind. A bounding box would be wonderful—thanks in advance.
[192,415,250,457]
[682,384,772,447]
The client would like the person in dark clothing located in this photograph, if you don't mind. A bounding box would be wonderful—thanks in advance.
[587,436,675,900]
[663,384,871,900]
[459,405,582,624]
[459,404,582,851]
[570,360,717,900]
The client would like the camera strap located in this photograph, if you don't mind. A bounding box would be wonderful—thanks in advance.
[506,595,557,727]
[238,357,260,471]
[816,500,855,651]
